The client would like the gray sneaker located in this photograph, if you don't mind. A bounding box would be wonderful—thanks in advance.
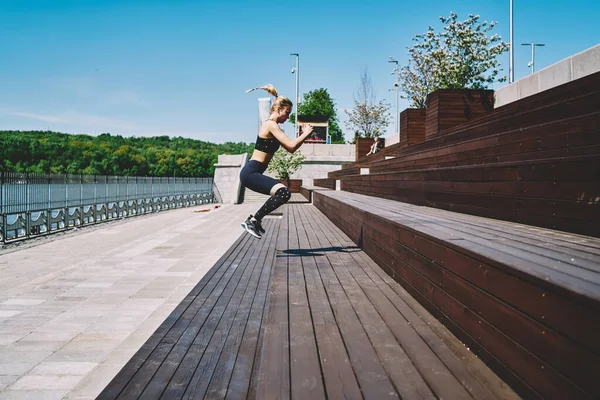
[255,219,266,234]
[241,216,262,239]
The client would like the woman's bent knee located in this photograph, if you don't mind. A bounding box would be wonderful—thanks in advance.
[270,183,286,196]
[274,186,292,203]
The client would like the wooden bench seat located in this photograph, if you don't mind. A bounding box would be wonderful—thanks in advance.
[327,165,362,178]
[313,189,600,400]
[341,154,600,237]
[313,177,336,190]
[299,185,331,202]
[370,110,600,174]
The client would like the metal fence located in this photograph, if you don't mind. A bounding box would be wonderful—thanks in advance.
[0,172,218,243]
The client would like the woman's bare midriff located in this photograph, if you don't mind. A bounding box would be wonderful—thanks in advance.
[250,149,273,164]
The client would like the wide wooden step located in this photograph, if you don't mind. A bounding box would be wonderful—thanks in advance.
[313,189,600,400]
[342,154,600,237]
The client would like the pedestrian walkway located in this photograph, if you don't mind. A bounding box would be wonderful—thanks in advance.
[0,203,259,400]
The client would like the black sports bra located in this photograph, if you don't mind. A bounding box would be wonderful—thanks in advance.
[255,136,280,154]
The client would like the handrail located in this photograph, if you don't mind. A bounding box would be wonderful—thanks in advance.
[0,172,216,243]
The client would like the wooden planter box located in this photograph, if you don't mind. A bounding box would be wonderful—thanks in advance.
[425,89,494,139]
[278,179,302,193]
[399,108,426,147]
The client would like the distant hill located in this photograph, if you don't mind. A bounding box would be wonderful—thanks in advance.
[0,130,254,177]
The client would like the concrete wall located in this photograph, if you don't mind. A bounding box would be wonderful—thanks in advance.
[495,44,600,108]
[384,133,400,146]
[291,144,355,185]
[215,145,355,202]
[213,153,247,204]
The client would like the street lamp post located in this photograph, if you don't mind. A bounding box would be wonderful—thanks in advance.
[509,0,514,83]
[388,57,400,140]
[290,53,299,137]
[522,43,545,73]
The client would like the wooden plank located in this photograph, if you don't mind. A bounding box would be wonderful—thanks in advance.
[345,239,521,400]
[297,207,399,399]
[292,205,363,400]
[287,206,326,399]
[254,206,291,399]
[200,219,279,398]
[303,206,480,399]
[301,205,437,399]
[359,230,543,400]
[225,219,280,399]
[361,229,590,400]
[313,178,336,190]
[441,268,600,397]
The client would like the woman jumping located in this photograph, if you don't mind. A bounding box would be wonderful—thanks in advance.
[240,84,314,238]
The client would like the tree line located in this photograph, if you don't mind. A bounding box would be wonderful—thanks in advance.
[0,130,254,177]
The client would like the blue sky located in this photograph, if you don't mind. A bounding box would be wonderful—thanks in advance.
[1,0,598,143]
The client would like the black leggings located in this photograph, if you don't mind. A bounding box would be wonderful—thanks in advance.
[240,160,292,220]
[239,160,279,195]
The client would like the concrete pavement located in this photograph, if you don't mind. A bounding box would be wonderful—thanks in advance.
[0,203,259,400]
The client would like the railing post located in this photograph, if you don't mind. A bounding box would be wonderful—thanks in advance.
[25,173,30,238]
[1,172,4,243]
[0,171,3,215]
[106,175,110,220]
[64,174,68,230]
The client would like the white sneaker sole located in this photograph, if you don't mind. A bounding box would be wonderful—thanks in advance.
[241,222,262,239]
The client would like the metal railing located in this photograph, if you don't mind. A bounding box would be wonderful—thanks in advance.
[0,172,217,243]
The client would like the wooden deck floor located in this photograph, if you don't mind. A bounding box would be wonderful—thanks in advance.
[98,204,519,400]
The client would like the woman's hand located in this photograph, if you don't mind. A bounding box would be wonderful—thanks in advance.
[302,123,314,136]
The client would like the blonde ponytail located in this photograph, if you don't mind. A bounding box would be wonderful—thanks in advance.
[246,84,293,113]
[245,84,279,97]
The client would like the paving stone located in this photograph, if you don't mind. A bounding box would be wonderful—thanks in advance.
[29,362,97,376]
[20,330,82,343]
[0,375,19,391]
[10,375,83,390]
[44,340,122,363]
[0,363,37,376]
[0,349,53,364]
[9,340,67,352]
[0,389,69,400]
[0,310,22,318]
[62,364,122,400]
[1,299,47,306]
[0,333,28,347]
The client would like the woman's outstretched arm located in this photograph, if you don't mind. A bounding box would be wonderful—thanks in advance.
[266,121,314,153]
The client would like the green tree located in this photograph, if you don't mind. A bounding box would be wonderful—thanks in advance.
[400,12,510,108]
[289,88,345,144]
[267,148,305,187]
[345,67,391,139]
